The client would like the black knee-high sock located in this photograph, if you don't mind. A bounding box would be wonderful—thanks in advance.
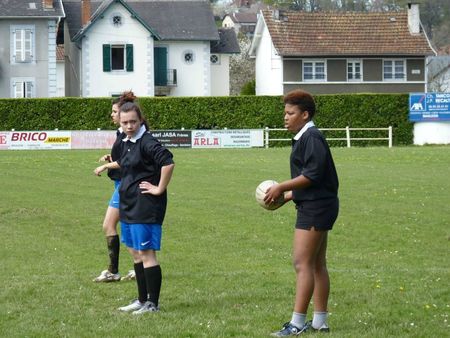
[134,262,147,303]
[144,265,162,307]
[106,235,120,274]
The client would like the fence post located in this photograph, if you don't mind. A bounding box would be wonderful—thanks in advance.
[346,126,351,148]
[388,126,393,148]
[265,127,269,149]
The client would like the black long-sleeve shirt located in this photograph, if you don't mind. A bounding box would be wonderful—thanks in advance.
[117,131,174,224]
[290,126,338,203]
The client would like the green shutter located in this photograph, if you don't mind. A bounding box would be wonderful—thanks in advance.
[126,44,133,72]
[154,47,167,86]
[103,44,111,72]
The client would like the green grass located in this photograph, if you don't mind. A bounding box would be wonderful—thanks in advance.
[0,147,449,337]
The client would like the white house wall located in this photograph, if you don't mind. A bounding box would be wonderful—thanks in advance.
[56,61,65,97]
[254,22,282,95]
[210,54,230,96]
[82,3,153,97]
[162,41,211,97]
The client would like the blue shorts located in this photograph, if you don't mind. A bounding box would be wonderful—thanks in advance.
[108,180,121,209]
[121,222,162,251]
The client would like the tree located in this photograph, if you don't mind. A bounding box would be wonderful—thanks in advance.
[229,35,255,95]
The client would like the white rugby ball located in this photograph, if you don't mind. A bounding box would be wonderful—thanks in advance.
[255,180,284,210]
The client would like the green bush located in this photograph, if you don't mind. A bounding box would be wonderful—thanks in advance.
[0,94,412,145]
[240,80,256,95]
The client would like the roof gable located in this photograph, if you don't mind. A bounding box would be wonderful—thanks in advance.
[63,0,219,42]
[0,0,64,18]
[261,9,435,57]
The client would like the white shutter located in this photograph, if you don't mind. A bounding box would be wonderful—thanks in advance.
[14,29,22,61]
[25,82,33,98]
[24,29,32,61]
[14,82,24,98]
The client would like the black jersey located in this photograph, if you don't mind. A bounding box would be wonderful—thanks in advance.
[107,129,125,181]
[290,126,338,203]
[118,131,174,224]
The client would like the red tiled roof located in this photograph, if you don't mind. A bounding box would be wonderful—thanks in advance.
[56,45,65,61]
[263,10,435,56]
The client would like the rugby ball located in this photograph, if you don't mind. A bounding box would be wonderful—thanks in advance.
[255,180,284,210]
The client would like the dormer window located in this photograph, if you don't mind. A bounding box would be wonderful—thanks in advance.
[111,14,123,27]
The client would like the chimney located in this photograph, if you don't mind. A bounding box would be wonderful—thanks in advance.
[43,0,53,9]
[81,0,91,27]
[407,3,420,34]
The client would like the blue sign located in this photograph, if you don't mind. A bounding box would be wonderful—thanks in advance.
[409,93,450,122]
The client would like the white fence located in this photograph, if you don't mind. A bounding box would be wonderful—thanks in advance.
[264,126,393,148]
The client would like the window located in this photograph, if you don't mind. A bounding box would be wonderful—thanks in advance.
[383,59,405,81]
[103,44,133,72]
[183,50,195,64]
[210,54,220,65]
[112,14,123,27]
[12,78,34,98]
[11,25,35,63]
[347,60,362,81]
[303,61,326,81]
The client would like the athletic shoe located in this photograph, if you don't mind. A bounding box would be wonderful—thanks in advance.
[121,269,136,281]
[271,322,308,336]
[118,299,146,312]
[306,320,330,333]
[93,270,121,282]
[132,301,159,315]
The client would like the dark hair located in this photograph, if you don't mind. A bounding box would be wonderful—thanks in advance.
[283,90,316,119]
[112,97,120,105]
[118,91,149,129]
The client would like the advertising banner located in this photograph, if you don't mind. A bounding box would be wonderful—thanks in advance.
[409,93,450,121]
[150,130,192,148]
[191,129,264,148]
[1,131,71,150]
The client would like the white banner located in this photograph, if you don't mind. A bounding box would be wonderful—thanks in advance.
[0,129,265,150]
[191,129,264,148]
[1,131,71,150]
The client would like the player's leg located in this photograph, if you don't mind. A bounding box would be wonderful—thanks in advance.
[311,232,330,331]
[93,205,121,282]
[132,224,162,314]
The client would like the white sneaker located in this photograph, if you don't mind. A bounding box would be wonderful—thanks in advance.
[132,301,159,315]
[93,270,121,282]
[118,299,145,312]
[121,269,136,281]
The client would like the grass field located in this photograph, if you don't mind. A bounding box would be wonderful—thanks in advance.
[1,146,449,337]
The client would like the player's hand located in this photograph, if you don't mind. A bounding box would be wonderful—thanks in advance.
[94,164,107,176]
[139,181,165,195]
[99,154,112,162]
[264,184,284,206]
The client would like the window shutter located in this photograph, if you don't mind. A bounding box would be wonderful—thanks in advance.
[14,82,23,98]
[126,44,133,72]
[103,44,111,72]
[25,81,33,98]
[24,29,32,61]
[14,30,22,61]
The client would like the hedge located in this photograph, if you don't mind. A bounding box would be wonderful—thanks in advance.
[0,94,412,145]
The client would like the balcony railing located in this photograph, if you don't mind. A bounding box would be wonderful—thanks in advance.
[155,69,177,87]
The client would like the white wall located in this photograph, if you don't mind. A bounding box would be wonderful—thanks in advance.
[56,60,65,97]
[254,22,283,95]
[210,54,230,96]
[414,122,450,145]
[82,3,153,97]
[162,41,210,97]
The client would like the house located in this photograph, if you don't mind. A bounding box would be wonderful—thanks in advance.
[210,28,241,96]
[62,0,239,97]
[249,4,436,95]
[0,0,65,98]
[56,44,65,96]
[222,11,257,39]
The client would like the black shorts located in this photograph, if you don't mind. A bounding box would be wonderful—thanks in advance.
[295,198,339,231]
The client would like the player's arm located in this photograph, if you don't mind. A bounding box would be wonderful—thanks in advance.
[264,175,312,204]
[94,161,120,176]
[139,163,175,195]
